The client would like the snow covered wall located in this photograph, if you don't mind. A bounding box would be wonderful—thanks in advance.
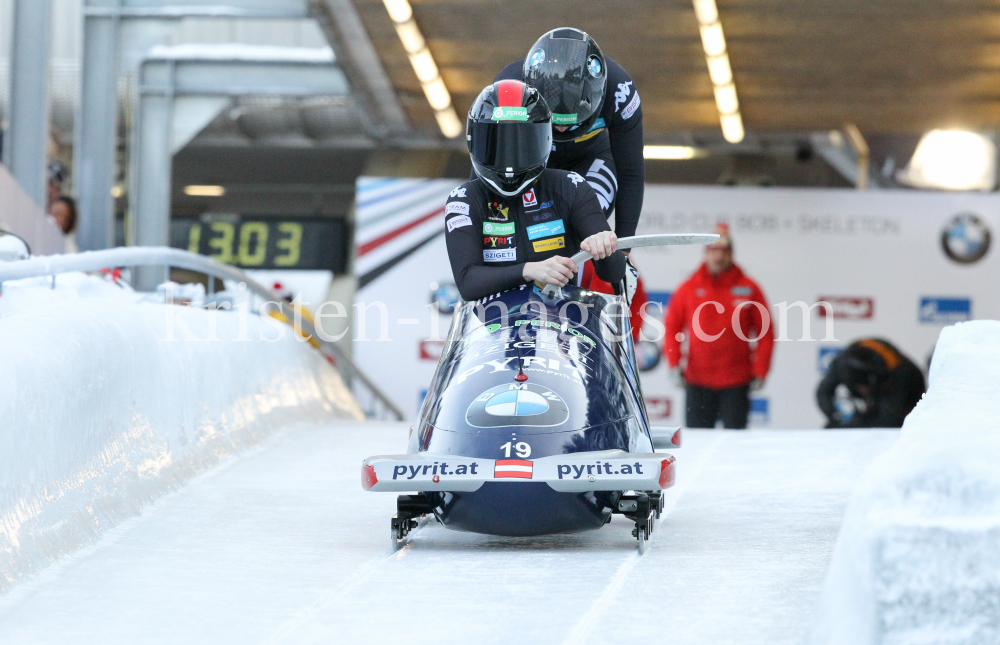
[0,274,363,594]
[810,320,1000,645]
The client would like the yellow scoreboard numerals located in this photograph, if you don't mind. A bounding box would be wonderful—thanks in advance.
[275,222,302,267]
[183,219,306,268]
[208,222,235,264]
[187,223,202,254]
[237,222,269,266]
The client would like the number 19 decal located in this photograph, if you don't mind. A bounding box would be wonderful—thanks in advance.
[499,441,531,458]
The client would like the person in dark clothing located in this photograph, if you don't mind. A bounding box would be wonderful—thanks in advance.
[492,28,644,240]
[817,339,926,428]
[446,80,625,302]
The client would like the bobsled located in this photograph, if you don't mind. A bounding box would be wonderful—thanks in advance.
[362,234,715,552]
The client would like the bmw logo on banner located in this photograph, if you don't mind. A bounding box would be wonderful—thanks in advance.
[466,383,569,428]
[941,212,991,264]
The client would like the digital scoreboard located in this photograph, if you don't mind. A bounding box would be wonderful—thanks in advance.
[169,215,348,272]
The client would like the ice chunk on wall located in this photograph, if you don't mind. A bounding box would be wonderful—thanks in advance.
[810,320,1000,645]
[0,274,363,594]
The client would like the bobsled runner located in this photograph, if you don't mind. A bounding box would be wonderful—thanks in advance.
[362,234,715,553]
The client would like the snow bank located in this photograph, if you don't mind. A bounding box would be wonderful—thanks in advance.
[0,274,363,594]
[810,320,1000,645]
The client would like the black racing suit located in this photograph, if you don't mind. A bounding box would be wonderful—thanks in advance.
[816,339,926,428]
[445,168,625,302]
[494,56,645,239]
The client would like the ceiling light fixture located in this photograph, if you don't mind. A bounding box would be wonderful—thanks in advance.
[382,0,463,138]
[692,0,744,143]
[643,145,706,160]
[897,130,997,191]
[183,185,225,197]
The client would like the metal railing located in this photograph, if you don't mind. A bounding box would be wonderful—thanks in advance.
[0,246,404,421]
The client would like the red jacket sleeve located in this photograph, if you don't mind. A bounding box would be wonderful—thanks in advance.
[750,282,775,379]
[663,282,689,369]
[629,276,648,342]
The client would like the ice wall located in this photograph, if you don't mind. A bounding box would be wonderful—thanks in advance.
[810,320,1000,645]
[0,274,363,594]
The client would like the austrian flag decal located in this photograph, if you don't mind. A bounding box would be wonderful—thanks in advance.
[494,459,533,479]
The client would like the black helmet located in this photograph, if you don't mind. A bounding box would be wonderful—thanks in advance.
[523,28,607,143]
[467,80,553,197]
[843,341,894,387]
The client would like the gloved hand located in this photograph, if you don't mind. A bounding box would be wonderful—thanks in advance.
[670,366,686,388]
[750,378,765,392]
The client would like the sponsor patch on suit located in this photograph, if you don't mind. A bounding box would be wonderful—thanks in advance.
[621,91,641,120]
[483,221,514,235]
[526,219,566,240]
[445,201,470,216]
[532,237,565,252]
[484,248,517,262]
[447,215,472,232]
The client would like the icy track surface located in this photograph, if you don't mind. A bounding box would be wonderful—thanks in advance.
[0,425,896,645]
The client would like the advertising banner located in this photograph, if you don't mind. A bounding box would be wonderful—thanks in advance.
[353,178,999,428]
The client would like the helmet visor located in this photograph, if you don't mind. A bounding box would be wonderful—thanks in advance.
[524,38,596,119]
[469,120,552,172]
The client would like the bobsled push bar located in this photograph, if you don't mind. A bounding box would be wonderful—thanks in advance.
[570,233,720,266]
[540,233,719,296]
[362,450,676,493]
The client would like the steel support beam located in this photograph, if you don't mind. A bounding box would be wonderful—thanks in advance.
[310,0,409,138]
[130,50,348,290]
[73,4,121,251]
[4,0,52,209]
[74,0,311,252]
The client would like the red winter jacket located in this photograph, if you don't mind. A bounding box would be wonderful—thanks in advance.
[663,263,774,389]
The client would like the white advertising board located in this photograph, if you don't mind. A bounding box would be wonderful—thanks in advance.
[353,178,999,428]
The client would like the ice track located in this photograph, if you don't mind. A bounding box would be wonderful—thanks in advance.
[0,424,897,645]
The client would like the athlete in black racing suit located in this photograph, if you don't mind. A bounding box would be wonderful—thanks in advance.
[493,28,644,239]
[446,168,625,302]
[446,79,624,302]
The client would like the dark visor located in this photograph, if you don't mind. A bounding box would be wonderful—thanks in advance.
[524,39,589,114]
[469,121,552,172]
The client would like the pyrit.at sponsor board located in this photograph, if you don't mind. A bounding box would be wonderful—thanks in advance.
[352,177,997,428]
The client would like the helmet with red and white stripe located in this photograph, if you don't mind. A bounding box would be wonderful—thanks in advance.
[467,80,553,197]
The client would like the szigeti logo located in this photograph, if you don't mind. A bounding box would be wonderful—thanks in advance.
[466,383,569,428]
[941,213,990,264]
[815,297,874,320]
[919,297,972,324]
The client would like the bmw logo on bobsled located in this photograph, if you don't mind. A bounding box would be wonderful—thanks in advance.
[362,282,682,553]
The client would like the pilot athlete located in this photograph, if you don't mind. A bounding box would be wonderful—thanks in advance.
[445,80,625,302]
[493,27,644,240]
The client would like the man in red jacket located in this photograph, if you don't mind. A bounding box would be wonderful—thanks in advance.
[663,225,774,428]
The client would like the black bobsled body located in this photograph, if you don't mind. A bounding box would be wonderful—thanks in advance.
[406,283,654,536]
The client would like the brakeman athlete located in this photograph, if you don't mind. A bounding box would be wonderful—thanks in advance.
[493,27,644,239]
